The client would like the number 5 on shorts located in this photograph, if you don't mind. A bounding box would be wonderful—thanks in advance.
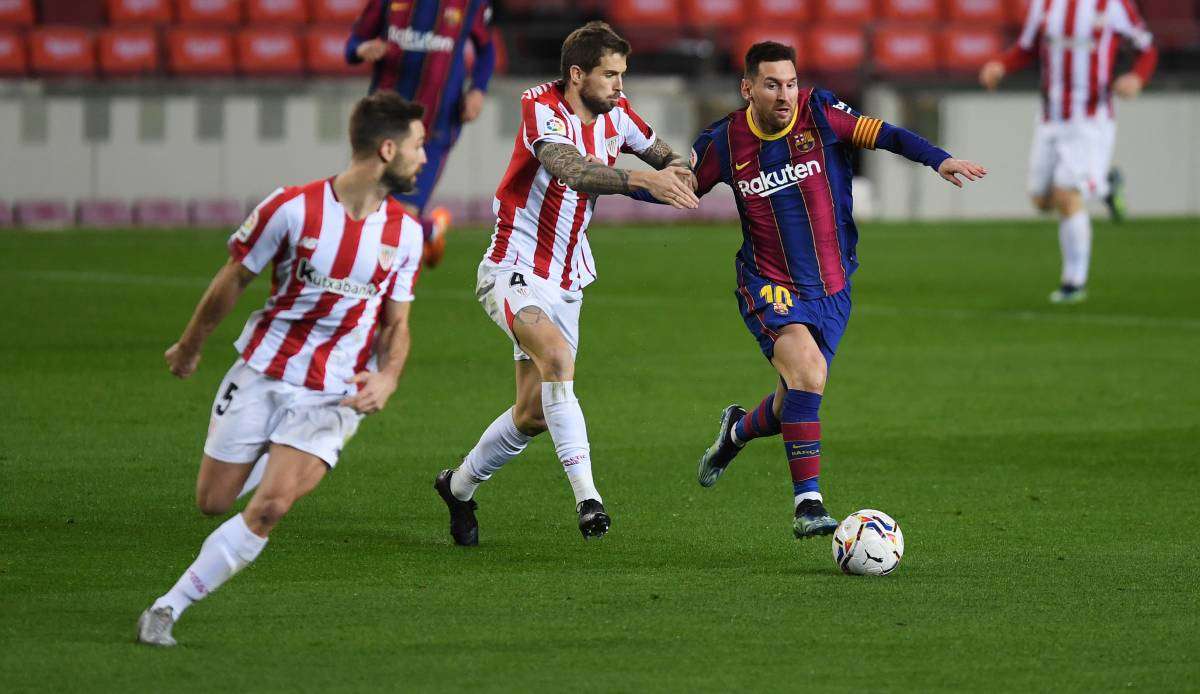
[215,382,238,416]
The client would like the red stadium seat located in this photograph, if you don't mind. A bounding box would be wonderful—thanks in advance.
[108,0,171,24]
[246,0,307,24]
[750,0,812,22]
[879,0,940,22]
[806,25,865,72]
[608,0,681,28]
[681,0,740,29]
[305,25,367,75]
[237,27,302,75]
[0,30,26,75]
[99,28,160,76]
[735,25,806,70]
[176,0,241,25]
[945,0,1007,24]
[1006,0,1030,26]
[29,28,96,76]
[873,26,938,74]
[939,26,1003,72]
[815,0,874,24]
[0,0,34,25]
[166,28,235,75]
[311,0,366,24]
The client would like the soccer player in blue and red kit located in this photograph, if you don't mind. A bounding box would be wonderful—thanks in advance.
[346,0,495,268]
[691,43,987,538]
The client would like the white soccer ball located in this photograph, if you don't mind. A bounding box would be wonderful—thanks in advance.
[831,509,904,576]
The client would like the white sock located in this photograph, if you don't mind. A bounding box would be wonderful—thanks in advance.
[152,513,267,619]
[1058,210,1092,287]
[236,453,268,500]
[452,407,532,501]
[795,491,823,507]
[541,381,600,506]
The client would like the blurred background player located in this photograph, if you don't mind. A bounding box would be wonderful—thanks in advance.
[346,0,496,268]
[689,42,986,538]
[136,93,426,647]
[980,0,1157,304]
[434,22,697,545]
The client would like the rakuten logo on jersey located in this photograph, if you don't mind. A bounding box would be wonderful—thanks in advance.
[388,26,454,53]
[296,258,378,299]
[737,160,823,198]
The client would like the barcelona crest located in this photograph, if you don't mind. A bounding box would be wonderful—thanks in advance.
[795,130,816,154]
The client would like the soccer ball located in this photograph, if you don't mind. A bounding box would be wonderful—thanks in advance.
[831,509,904,576]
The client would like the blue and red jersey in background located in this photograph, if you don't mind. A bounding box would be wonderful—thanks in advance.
[346,0,495,142]
[690,88,951,301]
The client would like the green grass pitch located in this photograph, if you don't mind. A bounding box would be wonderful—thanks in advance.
[1,218,1198,692]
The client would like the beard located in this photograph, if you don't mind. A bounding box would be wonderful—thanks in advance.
[580,85,617,115]
[382,168,416,195]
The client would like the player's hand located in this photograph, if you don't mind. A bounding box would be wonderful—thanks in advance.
[937,158,988,188]
[979,60,1005,91]
[461,89,485,123]
[165,342,201,379]
[339,371,398,415]
[1113,73,1144,99]
[674,166,698,192]
[643,166,700,209]
[356,39,388,63]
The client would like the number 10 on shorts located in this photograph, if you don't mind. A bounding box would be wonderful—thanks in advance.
[760,284,793,314]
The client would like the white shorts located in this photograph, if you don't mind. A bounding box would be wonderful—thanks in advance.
[1027,117,1116,200]
[475,261,582,361]
[203,360,363,468]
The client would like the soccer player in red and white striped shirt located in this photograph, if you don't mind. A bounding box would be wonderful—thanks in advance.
[136,93,428,647]
[433,22,698,545]
[980,0,1157,303]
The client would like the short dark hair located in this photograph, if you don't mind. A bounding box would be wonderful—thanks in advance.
[348,92,424,158]
[744,41,797,78]
[560,21,631,82]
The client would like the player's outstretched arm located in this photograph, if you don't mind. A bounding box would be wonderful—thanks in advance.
[340,300,410,415]
[635,139,698,190]
[165,258,256,379]
[535,142,698,209]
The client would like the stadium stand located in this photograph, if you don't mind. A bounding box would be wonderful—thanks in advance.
[0,200,11,228]
[305,24,368,75]
[873,25,939,75]
[311,0,364,24]
[246,0,307,25]
[751,0,811,22]
[815,0,874,24]
[106,0,172,25]
[236,26,303,75]
[0,0,34,25]
[940,26,1005,73]
[176,0,241,26]
[806,24,866,73]
[99,28,160,76]
[0,29,26,75]
[166,27,234,75]
[30,26,96,76]
[879,0,941,23]
[944,0,1009,25]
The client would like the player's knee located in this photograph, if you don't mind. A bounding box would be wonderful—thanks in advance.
[536,349,575,382]
[195,488,233,516]
[245,495,292,528]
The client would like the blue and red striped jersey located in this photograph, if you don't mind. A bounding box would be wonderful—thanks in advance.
[346,0,495,139]
[691,88,951,300]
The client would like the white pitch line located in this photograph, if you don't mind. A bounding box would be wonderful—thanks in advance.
[17,269,1200,331]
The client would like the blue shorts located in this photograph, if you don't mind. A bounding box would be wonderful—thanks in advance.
[734,261,852,364]
[392,128,456,214]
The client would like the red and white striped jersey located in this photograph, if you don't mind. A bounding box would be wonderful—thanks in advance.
[228,178,423,395]
[484,80,657,291]
[1004,0,1157,122]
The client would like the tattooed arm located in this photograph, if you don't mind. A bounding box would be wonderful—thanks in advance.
[534,141,700,208]
[635,138,688,170]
